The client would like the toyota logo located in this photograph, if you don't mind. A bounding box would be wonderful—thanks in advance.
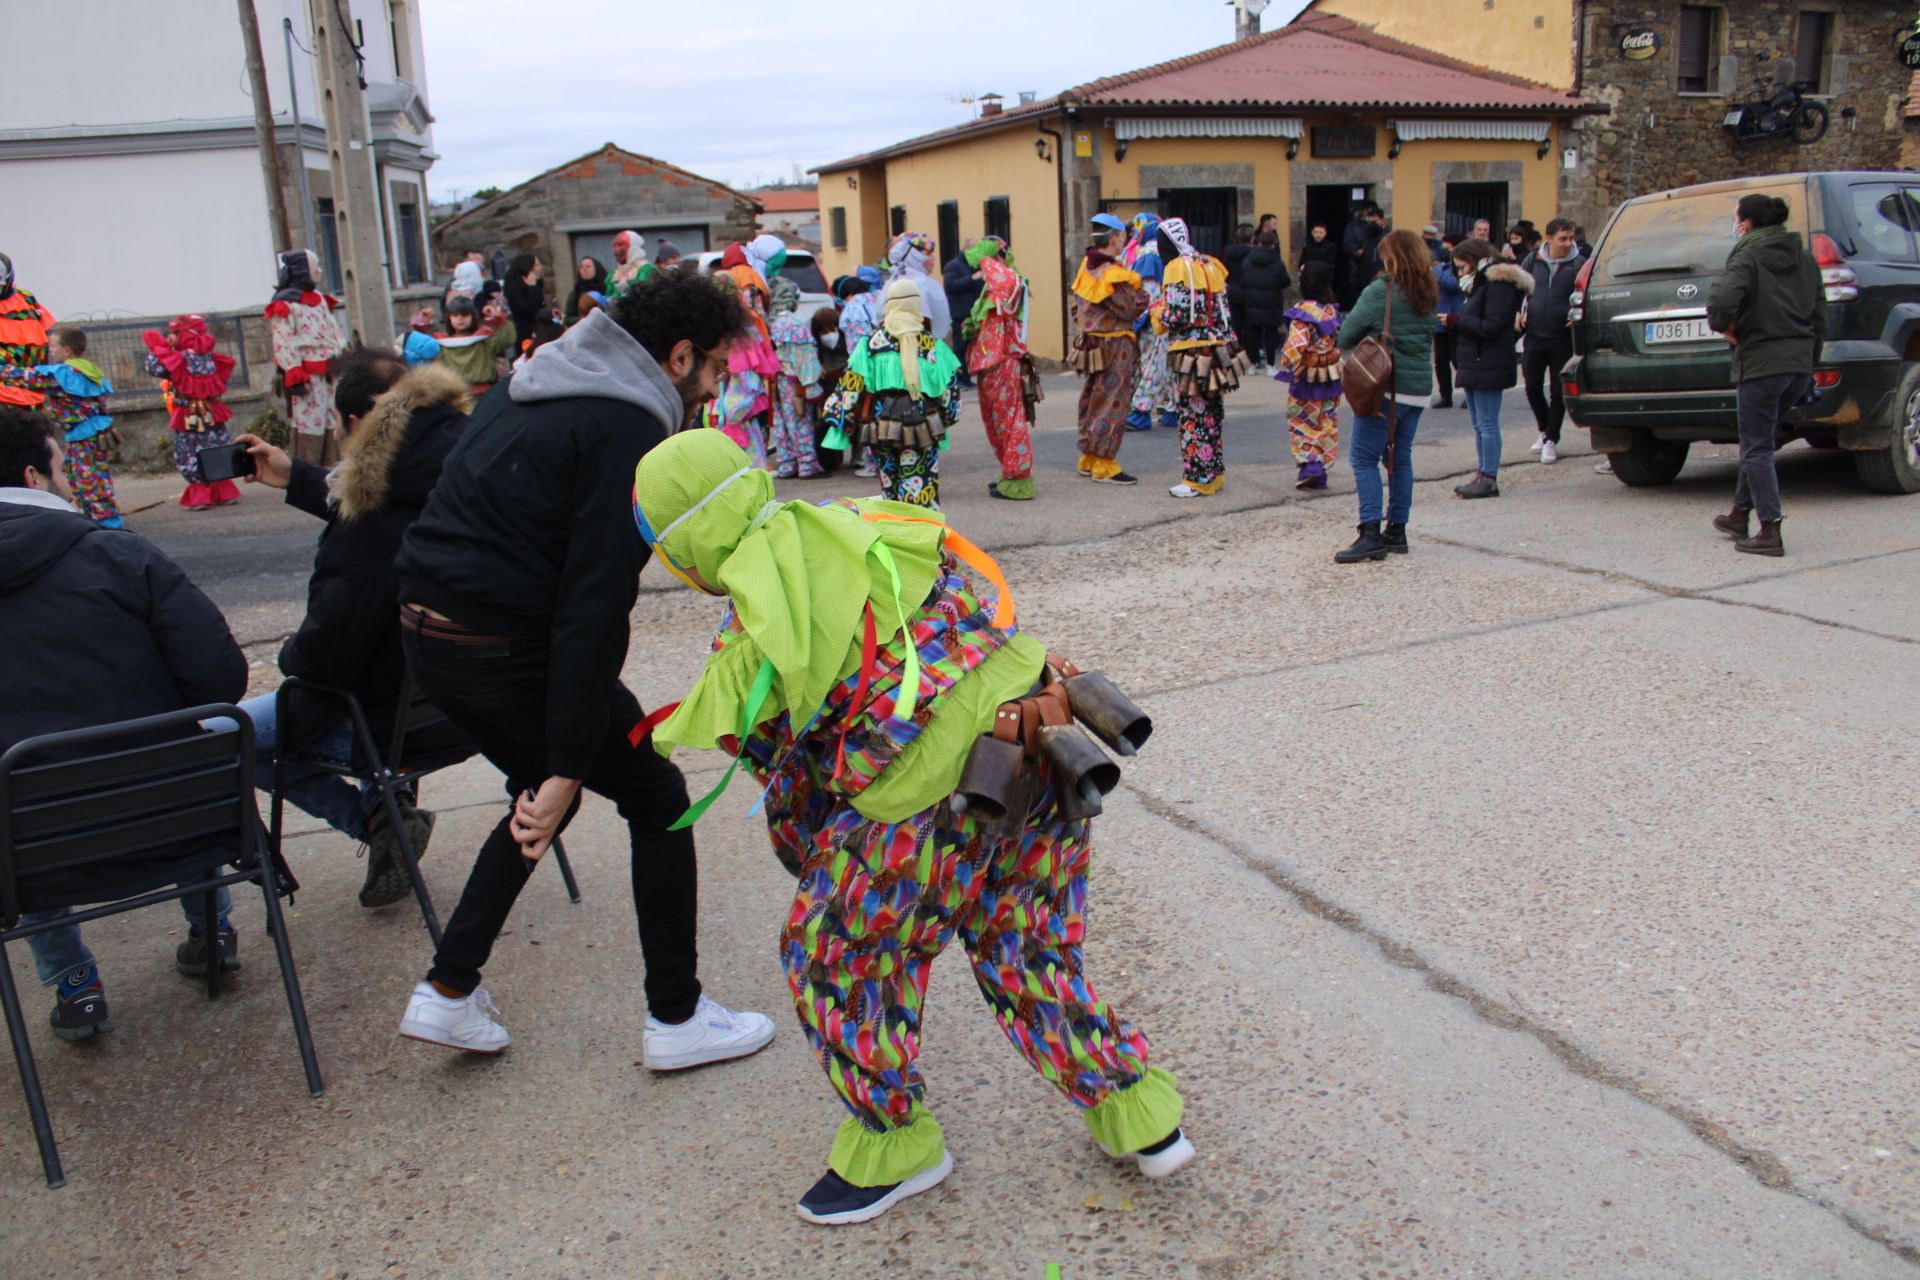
[1677,284,1699,300]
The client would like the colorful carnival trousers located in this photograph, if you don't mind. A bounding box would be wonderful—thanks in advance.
[172,426,241,509]
[975,359,1033,487]
[1179,393,1226,491]
[874,442,940,508]
[781,784,1180,1185]
[64,436,120,526]
[1075,335,1139,474]
[1288,396,1340,467]
[771,374,824,479]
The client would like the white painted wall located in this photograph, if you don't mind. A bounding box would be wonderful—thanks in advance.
[6,150,275,318]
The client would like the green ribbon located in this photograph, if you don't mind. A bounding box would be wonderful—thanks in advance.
[868,541,918,722]
[669,655,777,830]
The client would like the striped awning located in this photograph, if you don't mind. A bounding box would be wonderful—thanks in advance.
[1114,116,1304,141]
[1391,119,1551,142]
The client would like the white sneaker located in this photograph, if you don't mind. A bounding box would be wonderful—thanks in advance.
[643,994,775,1070]
[853,464,876,478]
[398,981,510,1054]
[1095,1126,1197,1178]
[1529,433,1545,453]
[1594,458,1614,474]
[1168,483,1203,498]
[1540,439,1558,464]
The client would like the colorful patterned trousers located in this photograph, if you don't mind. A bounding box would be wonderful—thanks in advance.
[1179,393,1226,489]
[874,442,939,508]
[771,375,823,478]
[1131,326,1175,417]
[974,359,1033,483]
[173,426,241,509]
[1288,396,1341,466]
[781,787,1154,1146]
[1075,336,1138,464]
[64,436,120,526]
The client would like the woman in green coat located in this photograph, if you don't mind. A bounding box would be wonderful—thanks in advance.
[1335,229,1437,563]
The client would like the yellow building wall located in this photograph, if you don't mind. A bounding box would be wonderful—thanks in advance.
[1393,130,1563,235]
[817,164,888,282]
[1309,0,1575,91]
[1099,133,1295,263]
[882,128,1066,359]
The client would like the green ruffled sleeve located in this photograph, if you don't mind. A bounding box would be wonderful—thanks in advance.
[651,629,773,756]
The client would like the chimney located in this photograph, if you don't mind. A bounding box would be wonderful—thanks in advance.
[979,92,1005,118]
[1233,0,1269,41]
[1018,90,1037,104]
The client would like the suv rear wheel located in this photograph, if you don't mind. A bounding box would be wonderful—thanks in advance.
[1855,363,1920,495]
[1608,429,1690,487]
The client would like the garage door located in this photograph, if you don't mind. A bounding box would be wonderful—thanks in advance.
[570,225,712,270]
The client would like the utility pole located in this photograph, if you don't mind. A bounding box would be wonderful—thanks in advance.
[238,0,292,252]
[308,0,393,346]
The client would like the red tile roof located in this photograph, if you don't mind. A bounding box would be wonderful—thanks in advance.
[751,189,820,213]
[812,12,1595,172]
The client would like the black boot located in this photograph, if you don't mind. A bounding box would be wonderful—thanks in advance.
[1735,518,1785,557]
[1382,522,1409,554]
[1712,504,1752,539]
[1335,522,1390,564]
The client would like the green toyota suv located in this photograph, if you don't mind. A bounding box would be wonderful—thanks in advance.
[1564,171,1920,494]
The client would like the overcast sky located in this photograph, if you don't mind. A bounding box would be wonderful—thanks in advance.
[418,0,1315,199]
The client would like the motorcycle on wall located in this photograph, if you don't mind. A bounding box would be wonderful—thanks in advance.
[1724,58,1830,145]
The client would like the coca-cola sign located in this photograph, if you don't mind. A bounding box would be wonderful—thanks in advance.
[1619,26,1662,60]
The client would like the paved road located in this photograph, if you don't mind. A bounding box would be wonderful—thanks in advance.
[7,375,1917,1278]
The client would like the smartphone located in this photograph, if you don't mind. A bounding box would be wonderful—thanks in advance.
[195,442,257,484]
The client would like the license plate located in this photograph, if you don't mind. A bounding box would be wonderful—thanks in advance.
[1644,317,1717,344]
[1723,110,1744,126]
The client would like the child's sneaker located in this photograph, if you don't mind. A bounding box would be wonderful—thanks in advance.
[1096,1126,1197,1178]
[642,994,774,1070]
[174,924,239,976]
[50,981,112,1042]
[795,1149,953,1226]
[398,981,510,1054]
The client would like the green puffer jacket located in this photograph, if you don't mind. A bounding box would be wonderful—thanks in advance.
[1706,226,1825,382]
[1338,278,1435,399]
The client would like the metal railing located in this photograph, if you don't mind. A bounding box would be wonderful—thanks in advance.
[58,315,256,398]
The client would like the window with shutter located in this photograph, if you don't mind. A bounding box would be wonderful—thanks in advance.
[936,201,961,267]
[984,196,1012,244]
[890,205,907,236]
[1677,5,1718,93]
[1795,11,1830,91]
[830,207,848,251]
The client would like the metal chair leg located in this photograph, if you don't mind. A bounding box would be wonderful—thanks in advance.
[550,835,583,904]
[378,776,443,950]
[202,885,220,1001]
[254,842,323,1099]
[0,943,65,1187]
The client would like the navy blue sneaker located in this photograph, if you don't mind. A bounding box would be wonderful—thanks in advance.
[795,1150,953,1226]
[1157,410,1179,429]
[50,981,113,1042]
[1125,409,1153,431]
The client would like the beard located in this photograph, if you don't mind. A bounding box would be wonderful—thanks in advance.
[674,369,714,428]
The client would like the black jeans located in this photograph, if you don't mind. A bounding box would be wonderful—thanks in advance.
[1250,322,1281,367]
[1432,330,1457,403]
[401,616,701,1021]
[1734,372,1811,523]
[1522,333,1573,442]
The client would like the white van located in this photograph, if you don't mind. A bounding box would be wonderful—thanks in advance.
[693,248,835,324]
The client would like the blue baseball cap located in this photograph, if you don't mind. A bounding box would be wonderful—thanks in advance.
[1091,213,1127,234]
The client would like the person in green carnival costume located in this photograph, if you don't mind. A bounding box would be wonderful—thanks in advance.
[820,280,961,507]
[960,237,1038,500]
[632,430,1194,1225]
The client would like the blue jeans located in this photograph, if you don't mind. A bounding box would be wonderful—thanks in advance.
[21,690,375,988]
[1349,403,1425,525]
[1465,389,1504,476]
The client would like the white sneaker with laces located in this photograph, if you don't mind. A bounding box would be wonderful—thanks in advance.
[1529,433,1545,453]
[1540,439,1559,464]
[643,994,775,1070]
[398,981,510,1053]
[1094,1126,1197,1178]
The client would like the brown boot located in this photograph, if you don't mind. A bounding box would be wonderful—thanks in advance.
[1711,505,1751,539]
[1735,519,1784,557]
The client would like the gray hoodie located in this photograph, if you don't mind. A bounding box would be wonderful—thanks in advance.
[509,306,684,429]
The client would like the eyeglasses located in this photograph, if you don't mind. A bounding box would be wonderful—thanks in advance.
[694,344,728,379]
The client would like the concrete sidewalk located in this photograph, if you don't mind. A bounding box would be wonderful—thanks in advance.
[6,375,1916,1278]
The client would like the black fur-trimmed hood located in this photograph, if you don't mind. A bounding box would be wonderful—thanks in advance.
[332,362,470,520]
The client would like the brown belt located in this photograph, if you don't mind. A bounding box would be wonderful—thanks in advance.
[399,603,509,645]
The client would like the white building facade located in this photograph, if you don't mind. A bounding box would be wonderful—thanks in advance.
[0,0,436,321]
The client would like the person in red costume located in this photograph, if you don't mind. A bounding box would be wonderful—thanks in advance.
[0,251,58,410]
[143,314,241,510]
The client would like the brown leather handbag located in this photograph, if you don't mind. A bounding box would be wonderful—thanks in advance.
[1342,283,1395,418]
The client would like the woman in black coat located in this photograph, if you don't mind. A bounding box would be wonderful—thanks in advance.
[1238,231,1294,370]
[1449,238,1533,499]
[1220,223,1256,357]
[502,253,547,353]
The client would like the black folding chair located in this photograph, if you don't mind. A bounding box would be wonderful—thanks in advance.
[0,706,324,1188]
[270,671,580,950]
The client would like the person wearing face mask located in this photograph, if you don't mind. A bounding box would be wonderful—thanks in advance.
[962,237,1036,500]
[1071,216,1148,484]
[606,230,650,299]
[819,279,962,507]
[1705,194,1824,557]
[1448,238,1532,499]
[810,306,848,473]
[267,249,349,467]
[768,276,826,479]
[390,270,775,1062]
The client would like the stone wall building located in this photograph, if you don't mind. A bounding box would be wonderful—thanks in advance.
[1304,0,1918,234]
[431,144,761,278]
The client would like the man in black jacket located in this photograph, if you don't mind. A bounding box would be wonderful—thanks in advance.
[233,350,471,908]
[391,268,775,1063]
[1521,218,1585,464]
[0,407,248,1041]
[942,244,984,387]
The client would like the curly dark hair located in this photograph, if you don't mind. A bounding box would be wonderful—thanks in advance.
[0,405,59,489]
[611,264,750,365]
